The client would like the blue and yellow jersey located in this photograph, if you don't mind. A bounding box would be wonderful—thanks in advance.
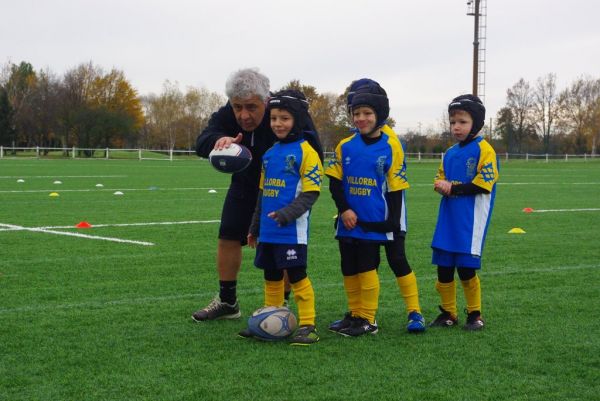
[325,129,406,241]
[259,139,323,245]
[432,136,499,256]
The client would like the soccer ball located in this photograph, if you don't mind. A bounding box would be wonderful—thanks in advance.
[208,143,252,173]
[247,306,297,340]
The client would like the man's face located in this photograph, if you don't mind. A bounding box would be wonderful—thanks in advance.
[231,96,266,132]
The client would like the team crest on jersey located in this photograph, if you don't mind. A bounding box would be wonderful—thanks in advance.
[376,156,387,176]
[466,157,477,179]
[481,162,495,182]
[345,156,351,165]
[284,154,297,174]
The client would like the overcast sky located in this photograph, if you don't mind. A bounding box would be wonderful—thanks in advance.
[3,0,600,132]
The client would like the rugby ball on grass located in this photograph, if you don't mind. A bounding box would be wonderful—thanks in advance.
[209,143,252,173]
[248,306,297,340]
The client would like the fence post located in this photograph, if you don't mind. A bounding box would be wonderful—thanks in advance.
[169,148,173,161]
[72,146,76,159]
[585,153,587,161]
[105,148,109,160]
[505,152,508,161]
[545,153,549,163]
[36,146,40,159]
[418,151,421,161]
[0,146,3,159]
[139,148,142,161]
[526,153,529,161]
[565,153,568,161]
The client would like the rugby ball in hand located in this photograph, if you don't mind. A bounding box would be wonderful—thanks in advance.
[209,143,252,173]
[248,306,297,340]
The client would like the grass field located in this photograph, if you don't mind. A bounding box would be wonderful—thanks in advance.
[1,158,599,401]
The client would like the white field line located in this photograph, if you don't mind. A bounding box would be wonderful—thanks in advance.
[0,223,154,246]
[0,220,220,231]
[412,182,600,187]
[0,175,127,179]
[0,187,229,193]
[532,208,600,213]
[0,263,596,314]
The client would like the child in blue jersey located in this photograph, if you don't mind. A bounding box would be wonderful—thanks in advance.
[430,94,499,331]
[325,83,407,337]
[329,78,425,334]
[239,89,323,345]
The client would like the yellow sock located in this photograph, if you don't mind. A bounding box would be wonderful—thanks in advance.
[396,271,421,314]
[358,270,380,324]
[435,280,457,317]
[461,275,482,314]
[343,275,361,316]
[264,279,284,307]
[291,277,315,326]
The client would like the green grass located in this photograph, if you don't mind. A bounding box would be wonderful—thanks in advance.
[1,158,599,401]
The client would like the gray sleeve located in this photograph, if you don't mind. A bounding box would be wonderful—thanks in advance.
[248,190,263,236]
[272,191,320,226]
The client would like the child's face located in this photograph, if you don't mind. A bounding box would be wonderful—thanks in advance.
[270,108,294,139]
[449,110,473,142]
[352,106,378,136]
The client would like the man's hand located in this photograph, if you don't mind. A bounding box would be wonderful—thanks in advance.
[247,233,257,249]
[214,133,243,150]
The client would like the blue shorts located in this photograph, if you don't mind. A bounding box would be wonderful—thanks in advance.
[432,248,481,269]
[255,243,307,270]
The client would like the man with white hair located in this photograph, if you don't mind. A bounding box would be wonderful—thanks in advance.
[192,68,322,321]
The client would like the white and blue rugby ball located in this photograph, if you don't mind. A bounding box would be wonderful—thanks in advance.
[248,306,297,340]
[208,143,252,173]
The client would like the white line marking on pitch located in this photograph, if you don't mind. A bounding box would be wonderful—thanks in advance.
[0,223,154,246]
[532,208,600,213]
[0,264,596,314]
[0,187,229,193]
[0,175,127,179]
[0,220,220,231]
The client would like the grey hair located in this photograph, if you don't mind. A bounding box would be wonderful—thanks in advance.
[225,68,270,101]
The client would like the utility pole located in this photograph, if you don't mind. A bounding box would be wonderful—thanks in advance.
[467,0,486,102]
[469,0,480,96]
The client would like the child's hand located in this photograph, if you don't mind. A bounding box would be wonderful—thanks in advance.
[434,180,452,196]
[247,233,257,248]
[268,211,283,226]
[341,209,358,230]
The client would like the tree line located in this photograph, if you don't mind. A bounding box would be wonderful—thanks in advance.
[1,61,599,155]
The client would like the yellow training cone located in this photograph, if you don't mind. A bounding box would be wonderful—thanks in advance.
[508,228,526,234]
[49,192,60,197]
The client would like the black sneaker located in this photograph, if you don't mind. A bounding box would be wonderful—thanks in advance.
[328,312,353,332]
[338,317,378,337]
[289,325,319,346]
[429,306,458,327]
[191,295,241,321]
[464,310,485,331]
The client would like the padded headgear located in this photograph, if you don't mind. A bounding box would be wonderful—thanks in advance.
[350,83,390,128]
[268,89,310,140]
[448,94,486,137]
[346,78,381,110]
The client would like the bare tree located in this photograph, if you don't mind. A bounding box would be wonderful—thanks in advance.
[506,78,536,153]
[533,73,558,153]
[557,76,600,153]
